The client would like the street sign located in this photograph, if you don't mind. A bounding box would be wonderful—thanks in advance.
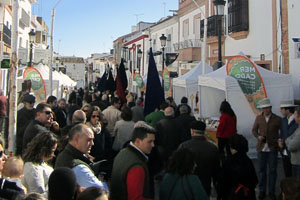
[1,59,10,68]
[166,53,179,66]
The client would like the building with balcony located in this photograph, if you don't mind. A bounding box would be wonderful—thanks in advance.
[58,56,85,88]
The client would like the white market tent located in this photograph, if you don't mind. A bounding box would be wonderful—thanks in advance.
[173,61,212,107]
[17,64,76,100]
[198,62,293,158]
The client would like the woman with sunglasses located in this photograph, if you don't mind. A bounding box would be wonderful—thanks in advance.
[22,132,57,197]
[81,104,92,118]
[87,106,112,162]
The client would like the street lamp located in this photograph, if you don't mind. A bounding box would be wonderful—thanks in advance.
[137,48,142,74]
[28,29,36,67]
[213,0,225,69]
[160,34,167,89]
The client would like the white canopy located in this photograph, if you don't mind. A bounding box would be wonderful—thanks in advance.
[17,64,76,99]
[173,61,212,108]
[198,62,293,158]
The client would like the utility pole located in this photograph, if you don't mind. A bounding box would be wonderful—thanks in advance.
[50,0,63,95]
[8,0,19,153]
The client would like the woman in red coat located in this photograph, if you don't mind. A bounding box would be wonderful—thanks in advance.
[217,100,237,163]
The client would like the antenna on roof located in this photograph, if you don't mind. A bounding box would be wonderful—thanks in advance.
[134,13,144,24]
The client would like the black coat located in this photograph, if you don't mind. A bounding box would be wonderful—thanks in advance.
[16,107,35,155]
[54,107,67,128]
[175,113,196,141]
[178,135,220,196]
[217,152,258,200]
[156,116,185,161]
[22,119,48,153]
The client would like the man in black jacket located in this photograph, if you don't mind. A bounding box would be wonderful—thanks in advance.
[22,103,52,153]
[16,94,36,155]
[156,106,185,163]
[175,104,196,141]
[55,123,107,190]
[178,120,220,197]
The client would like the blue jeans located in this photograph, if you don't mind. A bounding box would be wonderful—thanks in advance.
[292,165,300,178]
[258,151,278,194]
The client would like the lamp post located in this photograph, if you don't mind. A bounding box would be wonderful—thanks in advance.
[137,48,142,74]
[28,29,36,67]
[213,0,225,69]
[160,34,167,90]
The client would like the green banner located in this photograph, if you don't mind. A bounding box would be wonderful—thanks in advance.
[226,56,267,114]
[23,67,46,103]
[163,69,170,91]
[134,73,144,89]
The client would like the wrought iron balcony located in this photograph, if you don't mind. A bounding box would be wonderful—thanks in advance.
[173,39,201,50]
[3,24,11,46]
[200,15,224,38]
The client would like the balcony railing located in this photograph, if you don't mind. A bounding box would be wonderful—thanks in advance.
[173,39,202,50]
[3,24,11,46]
[200,15,224,38]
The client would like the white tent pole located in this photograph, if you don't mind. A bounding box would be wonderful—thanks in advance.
[192,0,207,75]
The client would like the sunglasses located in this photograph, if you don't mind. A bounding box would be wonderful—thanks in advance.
[43,111,52,115]
[92,115,100,118]
[83,110,89,113]
[0,150,3,158]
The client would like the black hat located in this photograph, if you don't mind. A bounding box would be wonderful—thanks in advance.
[23,94,36,103]
[190,120,206,132]
[48,167,77,200]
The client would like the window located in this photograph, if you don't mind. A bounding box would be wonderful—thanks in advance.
[228,0,249,33]
[194,16,201,39]
[200,15,224,38]
[183,19,189,40]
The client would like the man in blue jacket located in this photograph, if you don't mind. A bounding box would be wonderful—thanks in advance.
[278,100,298,177]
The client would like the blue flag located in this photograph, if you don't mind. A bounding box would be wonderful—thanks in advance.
[97,70,107,92]
[144,48,165,116]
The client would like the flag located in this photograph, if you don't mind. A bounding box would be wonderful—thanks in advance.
[144,48,165,116]
[116,67,126,103]
[119,58,128,90]
[97,70,107,92]
[106,67,116,93]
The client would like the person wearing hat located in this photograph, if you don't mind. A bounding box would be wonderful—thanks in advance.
[278,100,298,178]
[285,107,300,178]
[252,98,281,200]
[16,94,36,155]
[178,120,219,197]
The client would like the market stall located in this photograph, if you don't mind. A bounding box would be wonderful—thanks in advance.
[173,62,212,108]
[198,56,293,158]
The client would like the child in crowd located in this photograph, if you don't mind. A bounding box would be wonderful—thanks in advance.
[2,156,27,194]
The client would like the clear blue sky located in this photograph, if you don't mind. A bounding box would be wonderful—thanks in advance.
[32,0,179,58]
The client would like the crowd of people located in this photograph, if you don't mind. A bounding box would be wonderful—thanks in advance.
[0,87,300,200]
